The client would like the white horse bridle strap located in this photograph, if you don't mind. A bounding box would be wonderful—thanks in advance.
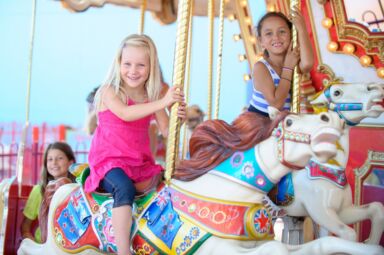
[324,86,362,126]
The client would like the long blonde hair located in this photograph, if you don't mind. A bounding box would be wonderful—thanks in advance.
[94,34,162,110]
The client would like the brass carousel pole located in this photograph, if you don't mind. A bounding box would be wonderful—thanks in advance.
[207,0,214,120]
[164,0,192,182]
[17,0,38,196]
[213,0,225,119]
[181,0,194,159]
[290,0,300,114]
[138,0,147,34]
[290,0,316,243]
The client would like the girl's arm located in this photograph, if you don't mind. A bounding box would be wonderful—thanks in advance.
[103,86,183,122]
[21,217,35,240]
[155,101,187,138]
[155,109,170,137]
[253,62,291,110]
[291,7,314,73]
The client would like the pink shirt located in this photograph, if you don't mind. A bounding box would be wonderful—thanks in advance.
[85,99,163,192]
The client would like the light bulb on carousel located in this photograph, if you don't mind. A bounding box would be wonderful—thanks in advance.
[359,55,372,67]
[238,54,247,62]
[267,3,276,12]
[227,14,236,21]
[243,74,251,81]
[327,41,339,52]
[377,67,384,79]
[233,34,242,41]
[322,17,333,28]
[255,52,264,62]
[342,43,355,54]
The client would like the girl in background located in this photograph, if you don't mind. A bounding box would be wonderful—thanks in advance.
[21,142,76,243]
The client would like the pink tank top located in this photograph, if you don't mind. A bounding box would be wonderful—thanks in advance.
[85,99,163,192]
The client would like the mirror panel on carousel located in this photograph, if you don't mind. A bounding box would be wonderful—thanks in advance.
[344,0,384,33]
[352,149,384,245]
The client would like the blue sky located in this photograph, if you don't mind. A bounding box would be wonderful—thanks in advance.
[0,1,266,130]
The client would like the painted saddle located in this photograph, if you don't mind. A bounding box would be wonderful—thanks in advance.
[52,163,275,255]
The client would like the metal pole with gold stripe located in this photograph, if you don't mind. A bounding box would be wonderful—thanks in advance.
[138,0,147,34]
[164,0,192,182]
[206,0,214,120]
[290,0,300,113]
[181,0,194,159]
[17,0,37,196]
[213,0,226,119]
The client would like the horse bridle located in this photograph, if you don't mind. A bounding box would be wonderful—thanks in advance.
[271,120,311,170]
[324,86,363,126]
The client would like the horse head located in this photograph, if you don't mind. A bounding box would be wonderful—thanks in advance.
[268,111,343,171]
[310,82,384,125]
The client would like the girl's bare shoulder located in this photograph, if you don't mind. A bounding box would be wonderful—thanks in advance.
[253,61,269,73]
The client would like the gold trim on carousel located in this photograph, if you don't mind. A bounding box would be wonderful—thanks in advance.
[353,150,384,240]
[234,0,259,69]
[316,64,342,85]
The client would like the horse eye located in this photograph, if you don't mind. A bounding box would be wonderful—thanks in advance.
[320,114,329,122]
[333,89,342,97]
[286,119,293,127]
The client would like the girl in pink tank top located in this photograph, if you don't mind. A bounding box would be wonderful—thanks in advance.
[87,34,186,255]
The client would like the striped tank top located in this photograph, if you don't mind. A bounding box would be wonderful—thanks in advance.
[249,59,291,116]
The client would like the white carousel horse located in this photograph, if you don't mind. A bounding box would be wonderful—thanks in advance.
[274,82,384,244]
[18,111,383,255]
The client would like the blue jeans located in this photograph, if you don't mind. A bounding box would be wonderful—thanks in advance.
[99,168,136,208]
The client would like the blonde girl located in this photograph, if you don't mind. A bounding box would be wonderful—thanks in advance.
[86,34,185,255]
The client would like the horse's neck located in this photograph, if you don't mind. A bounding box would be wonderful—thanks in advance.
[257,138,292,182]
[336,127,350,167]
[170,138,288,203]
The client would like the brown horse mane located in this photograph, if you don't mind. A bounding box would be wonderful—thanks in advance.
[173,111,289,181]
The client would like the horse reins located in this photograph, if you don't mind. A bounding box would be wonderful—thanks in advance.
[324,86,362,126]
[271,121,311,170]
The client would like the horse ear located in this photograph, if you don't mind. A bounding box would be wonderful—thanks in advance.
[268,106,280,120]
[310,91,327,105]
